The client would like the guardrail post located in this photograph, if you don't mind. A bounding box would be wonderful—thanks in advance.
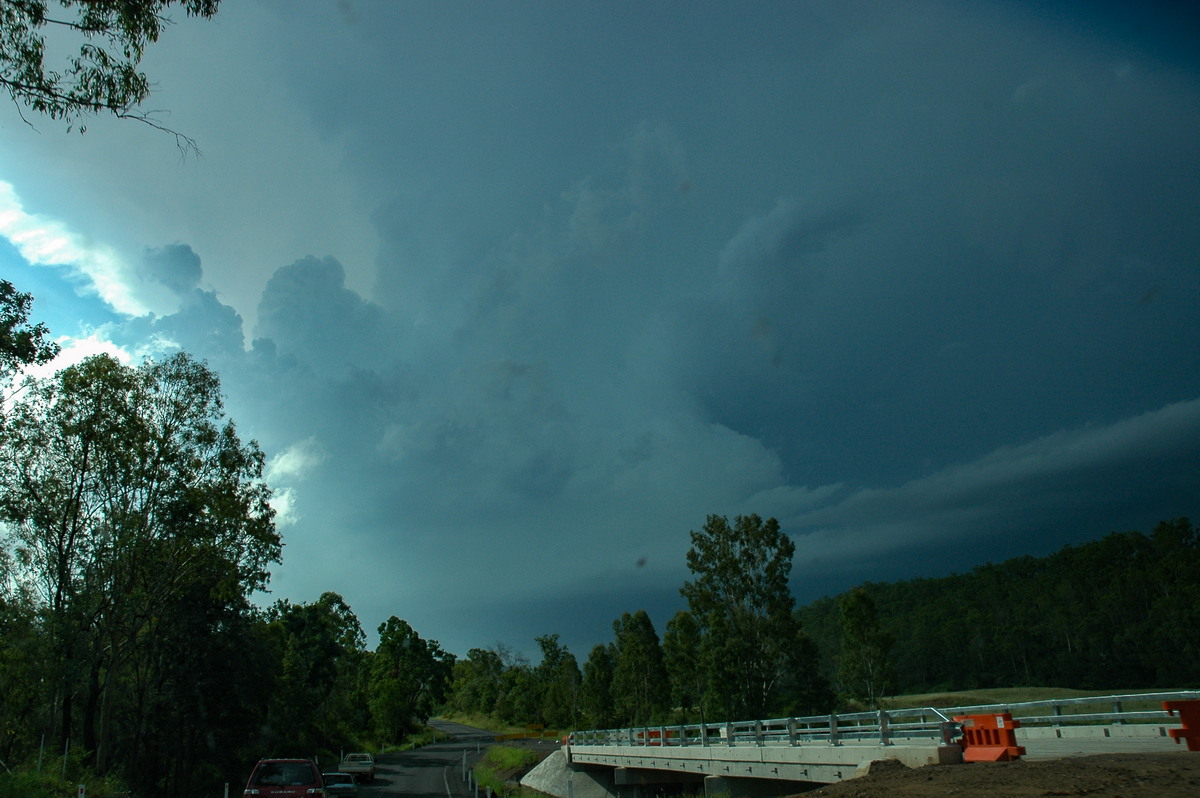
[679,725,687,747]
[754,720,764,746]
[788,717,798,746]
[725,722,734,747]
[700,723,709,747]
[828,714,840,747]
[878,710,891,745]
[1053,704,1063,727]
[1112,700,1125,724]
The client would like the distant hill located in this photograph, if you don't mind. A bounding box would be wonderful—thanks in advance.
[796,518,1200,694]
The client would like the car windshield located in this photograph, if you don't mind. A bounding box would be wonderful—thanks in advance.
[254,763,313,786]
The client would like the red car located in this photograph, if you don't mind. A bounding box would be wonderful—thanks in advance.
[244,759,326,797]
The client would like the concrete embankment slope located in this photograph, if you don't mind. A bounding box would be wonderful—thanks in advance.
[521,751,617,798]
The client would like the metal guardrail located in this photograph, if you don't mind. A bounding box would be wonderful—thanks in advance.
[566,691,1200,750]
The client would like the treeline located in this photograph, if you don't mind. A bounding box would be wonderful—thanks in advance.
[447,514,835,730]
[799,518,1200,695]
[0,282,452,797]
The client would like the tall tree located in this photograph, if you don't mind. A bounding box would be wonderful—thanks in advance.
[836,586,894,709]
[448,647,506,717]
[535,634,581,728]
[264,592,367,755]
[0,352,279,767]
[580,643,617,729]
[369,617,454,742]
[681,514,829,719]
[0,0,220,148]
[611,610,669,725]
[662,610,704,722]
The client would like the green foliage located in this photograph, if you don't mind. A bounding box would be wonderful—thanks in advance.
[662,610,703,721]
[0,0,220,147]
[0,351,280,791]
[447,639,586,730]
[472,746,539,797]
[611,610,670,725]
[836,587,894,708]
[369,616,455,742]
[0,745,128,798]
[0,279,58,392]
[579,643,617,729]
[534,634,581,728]
[682,514,832,719]
[799,519,1200,694]
[262,592,370,755]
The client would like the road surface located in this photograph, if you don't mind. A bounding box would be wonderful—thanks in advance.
[360,720,496,798]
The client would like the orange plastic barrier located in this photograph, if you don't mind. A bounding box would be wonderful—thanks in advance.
[1164,700,1200,751]
[634,729,678,747]
[952,712,1026,762]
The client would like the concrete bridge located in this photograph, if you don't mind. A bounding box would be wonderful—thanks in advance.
[531,691,1200,798]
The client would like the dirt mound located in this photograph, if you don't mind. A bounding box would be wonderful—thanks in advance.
[800,752,1199,798]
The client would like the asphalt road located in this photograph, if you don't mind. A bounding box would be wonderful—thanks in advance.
[359,720,497,798]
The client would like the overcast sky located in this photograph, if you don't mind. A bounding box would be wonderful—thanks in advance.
[2,0,1198,659]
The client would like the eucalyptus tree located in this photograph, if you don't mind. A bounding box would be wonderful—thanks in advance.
[836,586,894,708]
[369,616,455,742]
[0,352,279,767]
[0,278,58,394]
[681,514,829,719]
[447,647,506,717]
[580,643,617,729]
[0,0,221,149]
[535,633,581,728]
[611,610,669,725]
[265,592,368,754]
[662,610,703,722]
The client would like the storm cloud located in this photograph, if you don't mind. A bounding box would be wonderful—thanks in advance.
[1,0,1197,656]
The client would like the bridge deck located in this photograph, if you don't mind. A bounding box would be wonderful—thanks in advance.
[567,739,962,785]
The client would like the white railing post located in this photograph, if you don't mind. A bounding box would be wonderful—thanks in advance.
[828,713,840,746]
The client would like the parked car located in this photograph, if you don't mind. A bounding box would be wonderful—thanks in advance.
[244,758,326,797]
[321,772,359,798]
[338,752,375,783]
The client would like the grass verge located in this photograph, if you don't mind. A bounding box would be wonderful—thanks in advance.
[472,746,541,797]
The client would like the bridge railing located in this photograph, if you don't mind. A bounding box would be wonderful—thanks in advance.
[568,705,958,749]
[566,691,1200,750]
[926,690,1200,728]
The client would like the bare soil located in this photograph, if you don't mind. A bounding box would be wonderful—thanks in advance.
[801,752,1200,798]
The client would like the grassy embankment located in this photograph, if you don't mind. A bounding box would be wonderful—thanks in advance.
[471,746,542,798]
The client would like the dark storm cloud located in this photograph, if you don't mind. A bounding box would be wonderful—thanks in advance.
[156,290,245,356]
[255,256,391,372]
[113,245,245,358]
[780,398,1200,588]
[22,0,1197,659]
[140,244,202,295]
